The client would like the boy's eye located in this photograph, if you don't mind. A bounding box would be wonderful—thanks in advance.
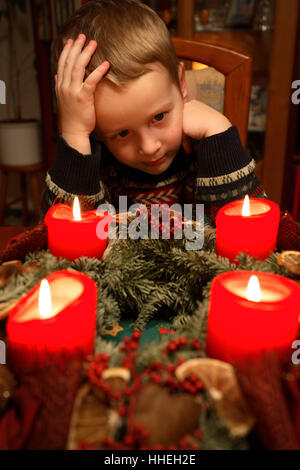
[117,130,129,138]
[153,112,165,122]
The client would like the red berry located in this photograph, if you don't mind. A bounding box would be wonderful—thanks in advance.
[194,429,204,439]
[122,359,133,368]
[150,372,161,384]
[103,436,113,446]
[96,364,105,375]
[118,405,127,417]
[191,339,202,350]
[104,385,112,395]
[167,343,177,352]
[141,429,150,440]
[159,328,169,334]
[150,361,161,370]
[166,374,174,385]
[196,380,203,391]
[179,438,187,448]
[152,444,163,450]
[130,341,139,351]
[177,358,185,365]
[124,435,135,447]
[189,374,198,384]
[132,330,142,340]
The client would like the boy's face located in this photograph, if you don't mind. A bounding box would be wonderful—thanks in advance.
[94,63,186,175]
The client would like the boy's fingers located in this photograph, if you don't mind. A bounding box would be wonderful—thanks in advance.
[83,61,110,91]
[61,34,87,87]
[57,39,73,86]
[70,40,99,87]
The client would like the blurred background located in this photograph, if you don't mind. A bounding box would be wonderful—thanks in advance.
[0,0,299,227]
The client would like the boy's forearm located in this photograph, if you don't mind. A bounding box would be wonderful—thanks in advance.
[195,126,266,205]
[204,114,232,138]
[62,132,92,154]
[49,135,102,195]
[41,134,108,220]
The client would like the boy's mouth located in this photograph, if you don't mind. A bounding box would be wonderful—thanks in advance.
[144,155,166,167]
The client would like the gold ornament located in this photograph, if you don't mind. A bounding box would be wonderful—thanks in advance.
[101,324,124,337]
[176,358,255,437]
[278,250,300,277]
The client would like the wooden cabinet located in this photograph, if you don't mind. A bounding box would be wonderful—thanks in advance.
[263,0,299,212]
[176,0,300,212]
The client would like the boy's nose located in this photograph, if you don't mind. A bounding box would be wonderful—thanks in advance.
[138,130,161,157]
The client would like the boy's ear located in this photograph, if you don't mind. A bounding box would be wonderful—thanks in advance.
[178,61,188,103]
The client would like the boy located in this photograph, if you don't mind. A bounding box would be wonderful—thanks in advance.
[43,0,265,225]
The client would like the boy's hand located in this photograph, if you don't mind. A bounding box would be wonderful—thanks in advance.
[181,100,231,153]
[55,34,110,154]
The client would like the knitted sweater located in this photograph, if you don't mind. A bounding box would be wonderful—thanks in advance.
[43,125,266,225]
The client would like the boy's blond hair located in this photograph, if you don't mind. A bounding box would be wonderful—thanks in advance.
[51,0,180,89]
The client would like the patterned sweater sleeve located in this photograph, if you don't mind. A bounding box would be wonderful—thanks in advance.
[195,125,266,223]
[41,135,110,217]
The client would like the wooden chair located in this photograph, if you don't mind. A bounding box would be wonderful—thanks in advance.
[0,162,45,226]
[172,37,253,149]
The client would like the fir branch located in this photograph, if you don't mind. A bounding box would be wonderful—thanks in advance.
[134,282,186,330]
[97,287,123,330]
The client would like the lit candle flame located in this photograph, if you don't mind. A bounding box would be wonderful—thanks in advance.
[73,196,81,221]
[39,279,52,319]
[242,195,250,217]
[246,275,261,302]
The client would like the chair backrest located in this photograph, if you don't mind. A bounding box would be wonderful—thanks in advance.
[184,67,225,114]
[172,37,253,148]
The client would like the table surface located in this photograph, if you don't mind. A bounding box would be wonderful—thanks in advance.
[0,226,27,252]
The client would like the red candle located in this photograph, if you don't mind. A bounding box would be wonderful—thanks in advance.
[215,196,280,262]
[6,269,97,373]
[44,198,111,261]
[206,271,300,363]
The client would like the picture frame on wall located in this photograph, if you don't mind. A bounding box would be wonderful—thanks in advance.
[226,0,257,28]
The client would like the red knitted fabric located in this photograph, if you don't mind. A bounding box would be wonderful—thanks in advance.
[277,211,300,251]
